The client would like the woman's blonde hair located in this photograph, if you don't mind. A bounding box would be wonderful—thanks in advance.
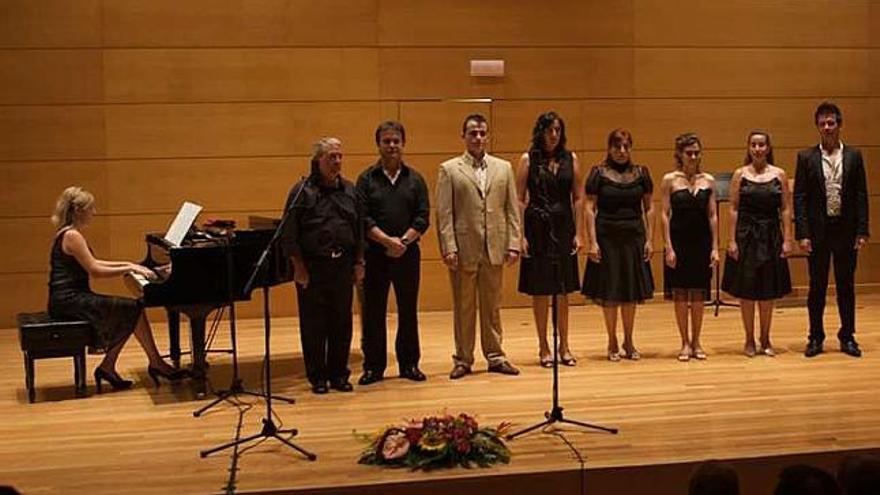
[51,186,95,229]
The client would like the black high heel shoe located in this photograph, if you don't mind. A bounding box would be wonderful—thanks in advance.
[147,366,190,387]
[94,368,133,393]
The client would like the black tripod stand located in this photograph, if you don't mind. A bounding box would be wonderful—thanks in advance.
[507,229,617,440]
[706,189,738,317]
[199,178,315,461]
[192,306,296,417]
[707,249,738,316]
[706,194,739,316]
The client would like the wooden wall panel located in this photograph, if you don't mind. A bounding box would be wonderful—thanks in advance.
[0,273,53,321]
[627,98,877,151]
[103,157,331,214]
[416,220,440,262]
[377,0,634,47]
[0,106,105,161]
[862,147,879,191]
[103,102,384,158]
[0,161,107,218]
[104,49,380,103]
[398,101,491,153]
[872,4,880,47]
[634,1,871,47]
[378,48,635,100]
[104,214,193,263]
[578,100,640,153]
[0,50,103,104]
[634,49,872,98]
[870,195,880,240]
[0,0,101,47]
[853,244,880,285]
[0,216,111,275]
[101,0,379,47]
[0,219,64,274]
[417,260,451,310]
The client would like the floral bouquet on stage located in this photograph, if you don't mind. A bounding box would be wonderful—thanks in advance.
[357,412,512,471]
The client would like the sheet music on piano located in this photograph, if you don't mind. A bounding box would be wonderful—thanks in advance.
[165,201,203,247]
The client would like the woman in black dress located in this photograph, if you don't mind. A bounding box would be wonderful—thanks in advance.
[48,187,186,391]
[660,133,719,361]
[517,111,584,367]
[722,131,793,357]
[582,129,655,361]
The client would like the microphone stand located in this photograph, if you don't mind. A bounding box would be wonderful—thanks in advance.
[192,232,295,418]
[507,210,617,441]
[200,177,316,461]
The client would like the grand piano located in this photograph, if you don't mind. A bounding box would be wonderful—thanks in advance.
[125,218,290,397]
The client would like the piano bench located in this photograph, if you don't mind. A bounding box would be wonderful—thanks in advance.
[17,312,92,403]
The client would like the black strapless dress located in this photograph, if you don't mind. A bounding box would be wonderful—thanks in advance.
[721,177,792,300]
[664,188,712,300]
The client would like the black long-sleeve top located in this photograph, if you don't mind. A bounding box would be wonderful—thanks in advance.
[355,162,430,253]
[279,175,364,261]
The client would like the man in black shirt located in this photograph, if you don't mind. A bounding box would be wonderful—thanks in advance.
[280,137,365,394]
[356,121,430,385]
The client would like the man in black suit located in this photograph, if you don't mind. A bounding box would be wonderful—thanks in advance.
[356,121,430,385]
[794,102,870,358]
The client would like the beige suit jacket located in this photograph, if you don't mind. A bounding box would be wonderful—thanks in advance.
[436,152,522,269]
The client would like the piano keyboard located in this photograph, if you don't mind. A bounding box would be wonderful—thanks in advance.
[123,271,166,298]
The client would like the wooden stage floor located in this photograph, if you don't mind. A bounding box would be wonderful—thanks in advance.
[2,295,879,494]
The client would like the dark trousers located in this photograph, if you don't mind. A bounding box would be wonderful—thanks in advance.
[295,257,353,385]
[807,221,858,342]
[361,244,421,374]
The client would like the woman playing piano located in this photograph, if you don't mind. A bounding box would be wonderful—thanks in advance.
[47,186,186,392]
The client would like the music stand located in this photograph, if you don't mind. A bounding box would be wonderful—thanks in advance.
[506,216,618,441]
[707,171,739,316]
[199,178,315,461]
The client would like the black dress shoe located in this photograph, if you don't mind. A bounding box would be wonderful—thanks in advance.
[147,366,189,387]
[804,339,824,358]
[358,370,384,386]
[449,364,471,380]
[311,381,329,394]
[329,378,354,392]
[94,368,133,393]
[840,339,862,358]
[488,361,520,376]
[399,366,427,382]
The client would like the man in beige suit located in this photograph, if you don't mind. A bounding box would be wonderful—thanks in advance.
[436,113,522,379]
